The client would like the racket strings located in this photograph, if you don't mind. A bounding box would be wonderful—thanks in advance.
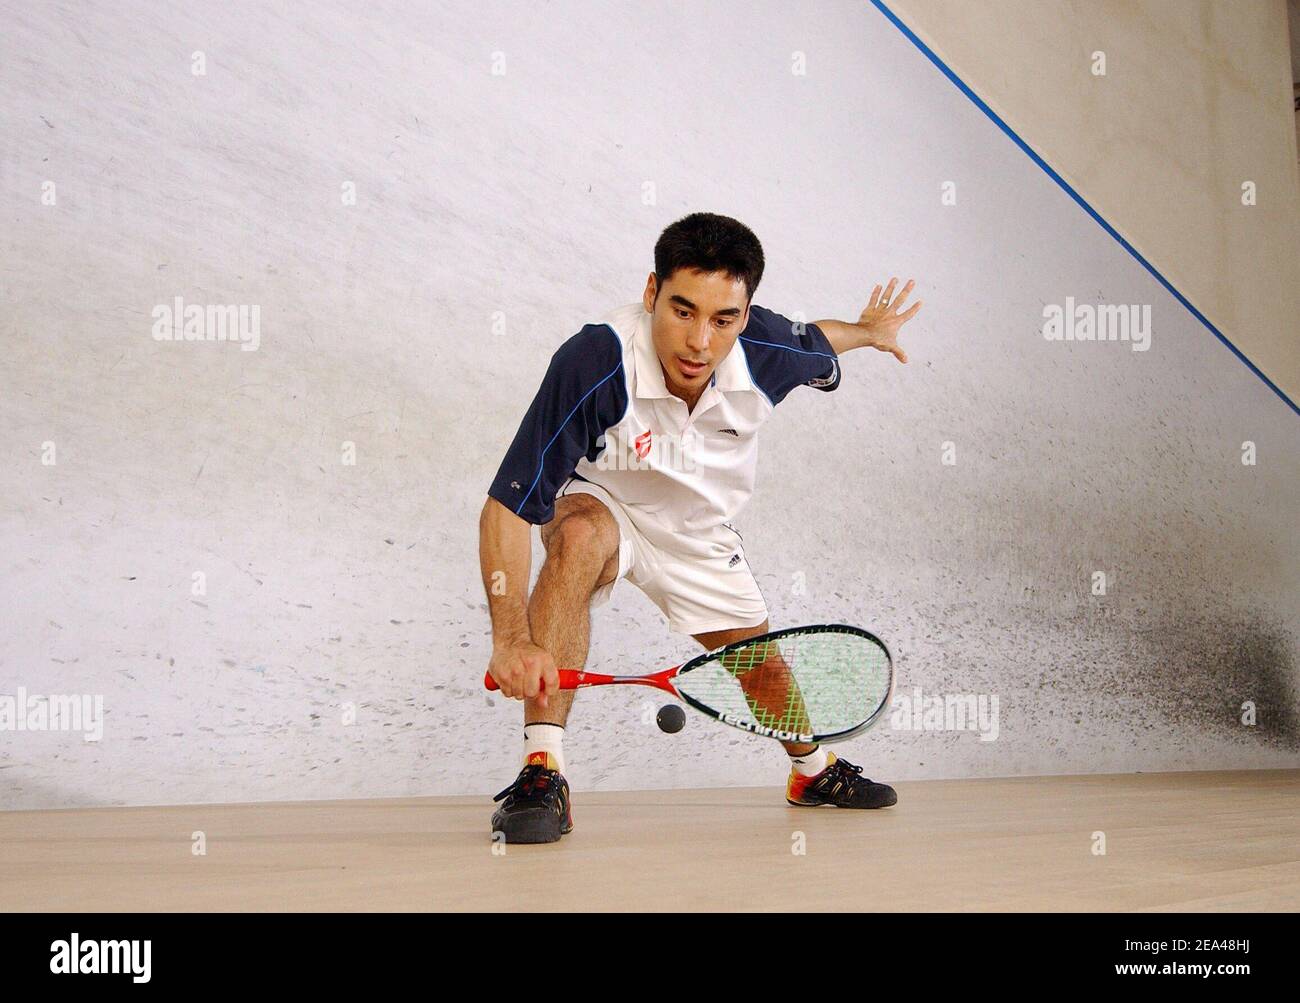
[675,629,890,739]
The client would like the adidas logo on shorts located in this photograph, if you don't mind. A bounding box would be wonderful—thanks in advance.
[728,553,742,567]
[718,428,739,436]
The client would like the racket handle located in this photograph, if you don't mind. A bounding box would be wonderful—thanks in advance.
[483,669,594,692]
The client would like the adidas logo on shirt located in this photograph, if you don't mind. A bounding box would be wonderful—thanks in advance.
[718,428,739,436]
[728,553,742,567]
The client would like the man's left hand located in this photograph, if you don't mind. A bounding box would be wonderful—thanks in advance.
[857,277,922,363]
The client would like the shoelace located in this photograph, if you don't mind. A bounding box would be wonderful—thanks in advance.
[492,764,555,803]
[819,758,867,793]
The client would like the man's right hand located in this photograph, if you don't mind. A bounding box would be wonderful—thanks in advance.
[488,640,561,705]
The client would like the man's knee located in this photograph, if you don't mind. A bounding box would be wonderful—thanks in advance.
[543,500,619,573]
[548,512,604,553]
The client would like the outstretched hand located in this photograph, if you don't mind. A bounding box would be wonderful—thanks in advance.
[858,278,922,363]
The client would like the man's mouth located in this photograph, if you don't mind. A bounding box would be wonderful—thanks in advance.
[676,356,708,378]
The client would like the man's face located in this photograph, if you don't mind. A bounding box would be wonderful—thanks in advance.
[642,268,749,401]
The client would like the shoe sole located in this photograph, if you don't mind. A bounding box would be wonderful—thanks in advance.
[786,794,898,809]
[491,807,573,844]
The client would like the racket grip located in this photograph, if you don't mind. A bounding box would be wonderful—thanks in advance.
[483,669,587,692]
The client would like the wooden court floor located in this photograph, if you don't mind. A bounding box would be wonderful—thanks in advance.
[2,770,1297,911]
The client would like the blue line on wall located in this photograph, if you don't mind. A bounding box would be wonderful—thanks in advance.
[870,0,1298,417]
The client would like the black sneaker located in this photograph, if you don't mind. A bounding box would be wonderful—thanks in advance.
[786,752,897,809]
[490,752,573,843]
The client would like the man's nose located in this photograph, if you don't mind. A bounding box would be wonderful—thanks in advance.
[685,323,711,355]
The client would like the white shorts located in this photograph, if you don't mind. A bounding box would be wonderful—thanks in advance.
[555,476,769,636]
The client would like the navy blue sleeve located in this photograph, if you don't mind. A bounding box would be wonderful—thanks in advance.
[738,304,841,406]
[488,324,627,525]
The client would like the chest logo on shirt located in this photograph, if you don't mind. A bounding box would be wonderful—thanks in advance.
[634,429,653,460]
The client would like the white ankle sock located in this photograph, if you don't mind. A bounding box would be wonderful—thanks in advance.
[789,746,828,777]
[523,723,565,773]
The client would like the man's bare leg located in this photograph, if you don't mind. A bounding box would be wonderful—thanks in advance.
[490,493,621,843]
[692,620,897,809]
[524,493,621,729]
[692,620,816,758]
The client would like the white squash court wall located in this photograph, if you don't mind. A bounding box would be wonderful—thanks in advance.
[1,0,1296,809]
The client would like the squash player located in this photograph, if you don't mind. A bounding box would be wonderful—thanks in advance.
[479,212,921,843]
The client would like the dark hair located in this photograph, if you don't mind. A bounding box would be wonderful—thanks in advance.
[653,212,765,303]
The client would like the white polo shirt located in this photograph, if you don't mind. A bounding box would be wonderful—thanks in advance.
[489,301,840,557]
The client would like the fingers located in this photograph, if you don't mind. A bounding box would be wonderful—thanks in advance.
[526,667,550,707]
[490,660,523,700]
[489,647,560,706]
[541,658,560,696]
[522,652,547,696]
[870,278,920,318]
[531,654,558,709]
[521,651,558,706]
[890,279,915,312]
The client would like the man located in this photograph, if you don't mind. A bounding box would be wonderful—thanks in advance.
[480,212,921,843]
